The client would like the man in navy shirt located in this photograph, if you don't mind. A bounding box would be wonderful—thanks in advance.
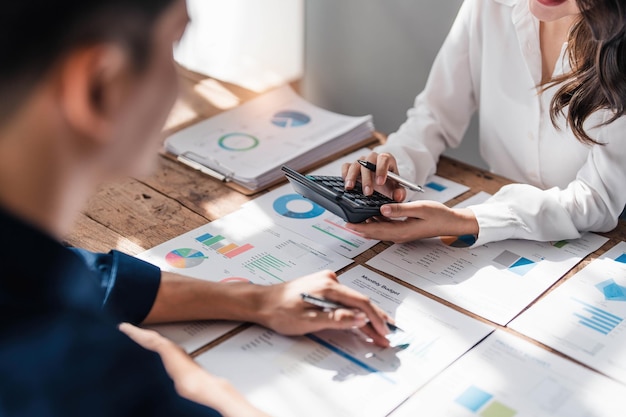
[0,1,390,415]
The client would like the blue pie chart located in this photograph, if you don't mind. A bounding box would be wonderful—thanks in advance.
[271,110,311,128]
[273,194,325,219]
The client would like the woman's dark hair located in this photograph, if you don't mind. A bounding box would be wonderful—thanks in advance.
[0,0,175,120]
[548,0,626,145]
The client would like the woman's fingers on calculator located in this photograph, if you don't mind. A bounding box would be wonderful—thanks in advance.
[341,156,375,192]
[342,152,405,200]
[374,153,395,184]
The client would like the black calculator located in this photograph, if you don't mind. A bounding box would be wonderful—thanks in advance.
[281,165,395,223]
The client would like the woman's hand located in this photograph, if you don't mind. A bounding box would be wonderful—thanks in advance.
[342,151,407,201]
[254,270,392,347]
[346,200,479,243]
[119,323,270,417]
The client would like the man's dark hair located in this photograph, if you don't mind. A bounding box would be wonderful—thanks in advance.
[0,0,175,120]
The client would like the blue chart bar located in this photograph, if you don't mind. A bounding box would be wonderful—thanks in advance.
[305,334,396,384]
[426,181,447,192]
[455,385,493,412]
[571,298,623,335]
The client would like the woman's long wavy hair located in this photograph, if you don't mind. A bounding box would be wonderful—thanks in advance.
[548,0,626,144]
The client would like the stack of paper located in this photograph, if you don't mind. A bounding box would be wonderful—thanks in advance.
[165,85,373,191]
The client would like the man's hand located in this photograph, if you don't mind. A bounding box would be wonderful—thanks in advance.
[255,270,392,347]
[119,323,270,417]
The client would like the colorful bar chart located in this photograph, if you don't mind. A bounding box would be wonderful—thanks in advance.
[196,233,253,259]
[493,250,536,276]
[571,297,623,335]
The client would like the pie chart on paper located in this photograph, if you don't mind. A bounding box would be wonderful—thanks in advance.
[165,248,207,269]
[271,110,311,128]
[273,194,325,219]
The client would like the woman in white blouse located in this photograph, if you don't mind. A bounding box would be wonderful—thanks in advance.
[343,0,626,246]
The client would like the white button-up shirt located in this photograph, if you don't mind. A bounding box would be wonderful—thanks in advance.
[376,0,626,245]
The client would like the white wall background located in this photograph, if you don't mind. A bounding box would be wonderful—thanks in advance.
[175,0,304,92]
[302,0,486,169]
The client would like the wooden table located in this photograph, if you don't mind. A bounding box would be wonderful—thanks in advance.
[66,65,626,359]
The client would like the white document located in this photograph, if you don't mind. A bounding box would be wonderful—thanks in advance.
[242,148,471,259]
[242,148,378,258]
[138,209,352,351]
[408,175,470,203]
[391,330,626,417]
[366,191,607,324]
[510,241,626,384]
[241,188,378,259]
[146,321,239,354]
[165,85,373,190]
[195,265,494,417]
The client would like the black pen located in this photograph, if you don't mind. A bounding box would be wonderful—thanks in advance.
[300,293,403,332]
[357,160,424,193]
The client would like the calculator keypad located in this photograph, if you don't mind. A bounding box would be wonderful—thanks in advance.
[307,175,394,206]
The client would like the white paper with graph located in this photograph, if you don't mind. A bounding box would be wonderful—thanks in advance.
[510,241,626,384]
[366,192,608,325]
[137,209,352,352]
[390,330,626,417]
[194,265,494,417]
[242,148,470,259]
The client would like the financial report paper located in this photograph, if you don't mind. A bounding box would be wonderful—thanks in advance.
[138,209,352,352]
[195,266,494,417]
[243,148,470,259]
[390,330,626,417]
[510,241,626,384]
[366,192,608,325]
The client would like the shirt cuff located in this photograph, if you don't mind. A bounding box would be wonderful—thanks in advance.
[71,249,161,323]
[467,202,520,246]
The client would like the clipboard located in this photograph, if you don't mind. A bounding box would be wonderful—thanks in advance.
[160,133,383,196]
[160,85,382,195]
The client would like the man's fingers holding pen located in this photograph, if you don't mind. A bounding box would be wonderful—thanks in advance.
[259,270,392,347]
[300,308,367,328]
[317,284,392,346]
